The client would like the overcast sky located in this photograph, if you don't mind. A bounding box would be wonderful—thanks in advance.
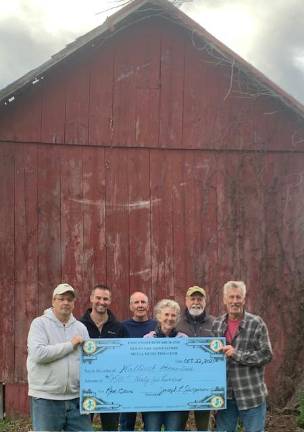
[0,0,304,104]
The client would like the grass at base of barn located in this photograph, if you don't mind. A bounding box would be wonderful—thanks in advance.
[0,408,300,432]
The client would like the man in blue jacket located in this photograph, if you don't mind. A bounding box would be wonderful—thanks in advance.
[120,291,157,430]
[27,283,92,432]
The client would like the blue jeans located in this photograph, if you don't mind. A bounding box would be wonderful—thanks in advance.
[216,399,266,432]
[144,410,188,431]
[120,412,137,431]
[31,397,93,431]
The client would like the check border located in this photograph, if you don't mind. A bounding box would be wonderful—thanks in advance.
[80,337,226,413]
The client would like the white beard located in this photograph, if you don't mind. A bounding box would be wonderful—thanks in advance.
[189,306,204,317]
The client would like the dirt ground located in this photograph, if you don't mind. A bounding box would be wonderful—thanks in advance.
[265,408,300,432]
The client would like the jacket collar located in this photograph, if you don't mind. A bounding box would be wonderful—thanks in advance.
[82,308,117,325]
[221,310,248,329]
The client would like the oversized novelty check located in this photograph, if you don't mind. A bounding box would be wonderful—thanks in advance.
[80,337,226,413]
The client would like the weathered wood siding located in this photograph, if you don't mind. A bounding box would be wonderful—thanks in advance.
[1,16,304,414]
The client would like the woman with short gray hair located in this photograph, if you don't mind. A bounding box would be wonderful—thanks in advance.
[143,299,188,430]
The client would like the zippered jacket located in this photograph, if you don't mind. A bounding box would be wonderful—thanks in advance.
[80,308,129,338]
[176,309,214,337]
[27,308,89,400]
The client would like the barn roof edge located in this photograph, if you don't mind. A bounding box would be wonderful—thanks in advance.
[1,0,304,120]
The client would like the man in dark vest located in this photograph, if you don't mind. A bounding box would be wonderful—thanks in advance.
[176,285,214,431]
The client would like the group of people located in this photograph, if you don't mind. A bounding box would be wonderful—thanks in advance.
[27,281,272,432]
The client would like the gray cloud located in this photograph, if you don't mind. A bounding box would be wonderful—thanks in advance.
[0,16,75,90]
[184,0,304,104]
[248,0,304,103]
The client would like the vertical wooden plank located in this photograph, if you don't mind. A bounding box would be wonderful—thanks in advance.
[159,23,185,148]
[238,153,267,310]
[105,148,130,317]
[135,87,159,147]
[41,67,66,144]
[168,151,187,306]
[37,144,62,312]
[14,143,38,382]
[112,27,138,147]
[216,153,243,302]
[0,143,15,382]
[82,147,106,305]
[183,151,219,311]
[60,146,84,312]
[0,383,3,419]
[265,158,295,319]
[150,150,174,304]
[128,149,152,297]
[64,59,90,145]
[183,40,206,150]
[5,383,29,417]
[134,19,161,147]
[88,43,115,146]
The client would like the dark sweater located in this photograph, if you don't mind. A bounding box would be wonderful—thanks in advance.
[80,308,129,338]
[122,318,157,338]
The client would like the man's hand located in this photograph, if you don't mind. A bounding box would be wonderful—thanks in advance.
[71,335,84,348]
[222,344,236,357]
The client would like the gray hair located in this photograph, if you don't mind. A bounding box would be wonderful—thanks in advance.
[223,281,246,297]
[129,291,148,304]
[154,299,181,321]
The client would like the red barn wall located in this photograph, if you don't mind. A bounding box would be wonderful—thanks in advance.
[1,16,304,414]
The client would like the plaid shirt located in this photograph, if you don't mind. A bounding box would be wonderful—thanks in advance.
[212,311,272,410]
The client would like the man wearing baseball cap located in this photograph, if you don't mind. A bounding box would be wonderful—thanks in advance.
[27,283,92,431]
[176,285,214,431]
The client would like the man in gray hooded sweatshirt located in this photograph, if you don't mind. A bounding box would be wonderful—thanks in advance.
[27,283,92,431]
